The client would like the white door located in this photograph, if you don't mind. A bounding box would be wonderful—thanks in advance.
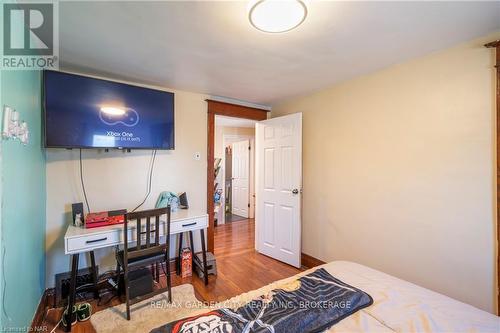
[232,140,250,218]
[256,113,302,267]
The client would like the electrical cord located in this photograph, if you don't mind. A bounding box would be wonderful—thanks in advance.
[161,261,168,281]
[97,292,118,307]
[49,313,63,333]
[80,148,157,214]
[131,150,157,212]
[72,269,118,293]
[79,149,91,214]
[49,268,120,330]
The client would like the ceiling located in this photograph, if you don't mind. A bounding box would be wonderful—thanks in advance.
[216,115,257,128]
[59,1,500,106]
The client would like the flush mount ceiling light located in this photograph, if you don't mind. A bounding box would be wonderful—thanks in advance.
[249,0,307,33]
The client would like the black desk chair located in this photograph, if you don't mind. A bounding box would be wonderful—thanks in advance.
[115,207,172,320]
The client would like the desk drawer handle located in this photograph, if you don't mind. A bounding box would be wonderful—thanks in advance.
[86,237,108,244]
[182,222,197,227]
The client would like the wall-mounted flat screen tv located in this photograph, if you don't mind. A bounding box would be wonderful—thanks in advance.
[43,70,174,149]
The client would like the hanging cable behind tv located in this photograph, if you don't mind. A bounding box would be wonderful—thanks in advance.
[79,149,157,215]
[132,149,157,212]
[80,149,91,214]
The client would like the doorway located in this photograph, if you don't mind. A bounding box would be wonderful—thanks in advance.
[206,100,268,252]
[207,100,303,269]
[214,116,257,226]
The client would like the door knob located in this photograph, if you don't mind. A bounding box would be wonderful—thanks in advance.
[292,189,299,194]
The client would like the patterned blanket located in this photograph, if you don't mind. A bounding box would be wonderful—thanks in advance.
[151,269,373,333]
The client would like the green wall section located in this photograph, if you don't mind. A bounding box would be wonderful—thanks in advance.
[0,70,46,329]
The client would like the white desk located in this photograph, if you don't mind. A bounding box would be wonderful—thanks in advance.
[64,209,208,254]
[62,209,209,332]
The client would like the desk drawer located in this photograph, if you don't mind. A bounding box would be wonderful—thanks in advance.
[171,215,208,234]
[66,230,120,253]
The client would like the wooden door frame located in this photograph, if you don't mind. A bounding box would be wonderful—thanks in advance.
[206,100,269,252]
[485,40,499,313]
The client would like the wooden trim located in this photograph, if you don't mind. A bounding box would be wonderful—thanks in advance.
[206,99,270,119]
[30,288,53,331]
[485,40,500,49]
[207,111,215,252]
[301,253,326,269]
[486,41,500,314]
[206,100,268,252]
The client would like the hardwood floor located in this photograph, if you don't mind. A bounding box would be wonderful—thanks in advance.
[39,218,301,332]
[195,218,302,301]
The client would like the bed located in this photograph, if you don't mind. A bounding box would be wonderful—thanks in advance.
[154,261,500,333]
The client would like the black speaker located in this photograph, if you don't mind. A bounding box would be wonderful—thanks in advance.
[179,192,189,209]
[71,202,84,225]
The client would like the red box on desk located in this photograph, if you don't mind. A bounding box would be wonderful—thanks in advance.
[85,211,125,228]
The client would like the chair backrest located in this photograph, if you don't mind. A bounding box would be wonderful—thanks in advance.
[123,207,171,262]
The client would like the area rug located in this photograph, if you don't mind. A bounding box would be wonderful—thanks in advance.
[91,284,208,333]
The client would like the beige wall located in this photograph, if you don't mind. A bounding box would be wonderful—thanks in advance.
[45,84,208,287]
[272,34,499,313]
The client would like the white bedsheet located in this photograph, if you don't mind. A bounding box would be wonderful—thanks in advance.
[220,261,499,333]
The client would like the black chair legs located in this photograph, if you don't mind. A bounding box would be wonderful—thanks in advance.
[165,257,172,303]
[124,268,131,320]
[177,233,183,275]
[115,263,121,296]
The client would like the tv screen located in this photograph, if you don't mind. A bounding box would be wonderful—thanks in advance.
[43,71,175,149]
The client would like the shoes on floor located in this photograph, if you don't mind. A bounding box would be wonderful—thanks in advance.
[77,303,92,322]
[62,303,92,326]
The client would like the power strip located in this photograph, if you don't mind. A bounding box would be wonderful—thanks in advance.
[54,266,98,307]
